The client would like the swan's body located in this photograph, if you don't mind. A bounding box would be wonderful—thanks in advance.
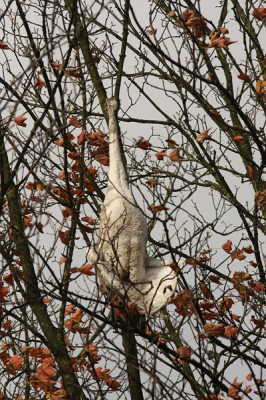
[87,98,183,315]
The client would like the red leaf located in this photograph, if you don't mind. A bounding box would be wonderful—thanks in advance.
[95,154,109,166]
[81,217,96,225]
[233,136,245,143]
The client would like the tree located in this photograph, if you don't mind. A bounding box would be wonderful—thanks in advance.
[0,0,266,399]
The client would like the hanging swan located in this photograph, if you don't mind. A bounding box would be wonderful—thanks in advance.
[87,98,183,315]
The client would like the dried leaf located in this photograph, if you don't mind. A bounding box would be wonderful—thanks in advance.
[233,136,245,143]
[253,8,266,20]
[69,116,82,128]
[247,164,256,180]
[148,204,169,213]
[68,152,81,160]
[169,148,181,162]
[14,113,27,127]
[79,264,95,276]
[165,138,177,146]
[146,178,156,187]
[199,284,213,299]
[238,73,250,82]
[231,250,246,261]
[58,230,70,244]
[222,240,232,253]
[136,139,152,150]
[196,128,212,142]
[155,150,167,160]
[0,42,9,50]
[224,324,238,339]
[228,378,243,399]
[204,323,225,337]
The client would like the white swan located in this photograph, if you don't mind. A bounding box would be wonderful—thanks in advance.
[87,98,183,315]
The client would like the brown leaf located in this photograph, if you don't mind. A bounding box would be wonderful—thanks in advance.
[78,130,87,145]
[58,230,70,244]
[209,110,222,120]
[251,315,264,327]
[69,116,82,128]
[228,378,243,399]
[249,281,264,293]
[219,27,229,34]
[146,178,156,187]
[54,138,64,146]
[199,284,213,299]
[168,10,175,18]
[224,324,238,339]
[68,152,81,160]
[165,138,177,146]
[249,261,260,268]
[231,250,246,261]
[24,215,32,228]
[242,245,255,254]
[136,139,152,150]
[247,164,256,180]
[34,76,46,91]
[232,271,251,283]
[244,385,252,394]
[196,128,212,142]
[253,8,266,20]
[36,222,44,233]
[155,150,167,160]
[204,323,225,337]
[148,204,169,213]
[246,373,253,382]
[0,42,9,50]
[222,240,232,254]
[14,113,27,127]
[238,73,250,82]
[208,275,222,285]
[59,257,68,265]
[177,346,191,363]
[169,148,181,162]
[79,264,95,276]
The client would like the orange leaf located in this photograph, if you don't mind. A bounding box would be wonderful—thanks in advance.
[59,256,68,265]
[249,261,259,268]
[222,240,232,254]
[233,136,245,143]
[65,305,76,315]
[136,139,152,150]
[0,283,8,302]
[79,264,95,276]
[256,80,266,94]
[14,113,27,127]
[7,354,24,372]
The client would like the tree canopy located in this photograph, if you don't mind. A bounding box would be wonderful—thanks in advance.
[1,1,266,399]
